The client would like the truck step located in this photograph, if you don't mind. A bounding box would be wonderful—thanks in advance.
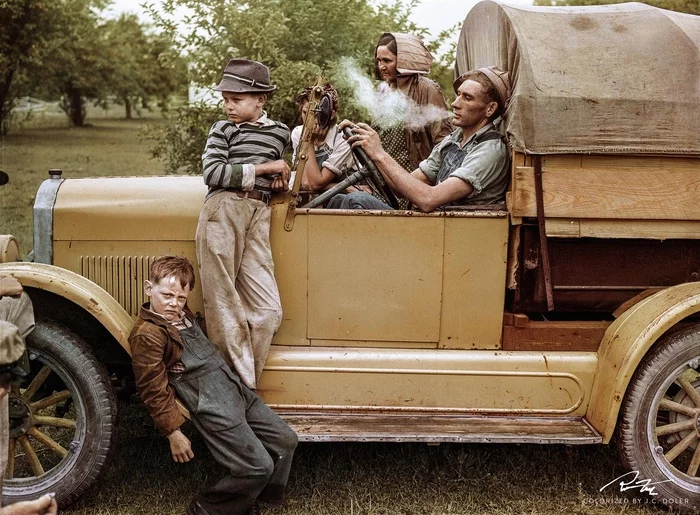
[279,412,602,444]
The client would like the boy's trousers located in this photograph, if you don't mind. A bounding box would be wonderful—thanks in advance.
[196,191,283,390]
[172,322,297,515]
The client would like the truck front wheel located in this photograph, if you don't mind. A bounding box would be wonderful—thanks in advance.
[618,324,700,512]
[3,321,117,507]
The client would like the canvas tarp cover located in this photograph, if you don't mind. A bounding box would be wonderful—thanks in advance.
[456,1,700,154]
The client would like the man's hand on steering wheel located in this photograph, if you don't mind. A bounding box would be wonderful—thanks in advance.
[337,120,400,209]
[338,121,386,162]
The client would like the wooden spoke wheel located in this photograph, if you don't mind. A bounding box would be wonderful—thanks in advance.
[618,325,700,512]
[3,321,117,508]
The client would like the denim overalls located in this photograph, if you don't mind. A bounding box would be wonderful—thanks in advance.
[171,322,297,515]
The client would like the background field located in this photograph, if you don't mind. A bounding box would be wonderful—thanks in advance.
[1,115,667,514]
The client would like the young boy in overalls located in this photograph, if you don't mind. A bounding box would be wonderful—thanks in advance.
[129,256,297,515]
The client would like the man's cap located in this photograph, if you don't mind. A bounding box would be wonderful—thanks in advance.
[0,321,25,366]
[454,66,511,109]
[213,59,277,94]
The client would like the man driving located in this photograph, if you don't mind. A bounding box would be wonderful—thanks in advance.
[329,66,511,213]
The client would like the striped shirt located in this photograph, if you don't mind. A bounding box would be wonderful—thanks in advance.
[202,112,291,200]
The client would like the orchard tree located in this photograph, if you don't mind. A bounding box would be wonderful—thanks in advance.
[0,0,88,133]
[103,14,187,119]
[6,0,112,127]
[146,0,454,174]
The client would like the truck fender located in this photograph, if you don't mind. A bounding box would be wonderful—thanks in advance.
[587,281,700,442]
[0,262,133,355]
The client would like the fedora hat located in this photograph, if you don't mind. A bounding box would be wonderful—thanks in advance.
[213,59,277,94]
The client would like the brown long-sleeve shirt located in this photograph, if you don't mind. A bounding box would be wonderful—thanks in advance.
[129,305,192,436]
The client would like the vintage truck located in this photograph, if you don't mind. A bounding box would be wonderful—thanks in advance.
[0,0,698,510]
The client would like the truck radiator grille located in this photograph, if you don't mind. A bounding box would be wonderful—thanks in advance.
[80,256,154,316]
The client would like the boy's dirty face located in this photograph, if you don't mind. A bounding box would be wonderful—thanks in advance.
[222,91,265,124]
[145,275,190,322]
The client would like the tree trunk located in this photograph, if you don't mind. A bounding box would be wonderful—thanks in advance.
[69,89,86,126]
[0,0,34,135]
[125,98,132,119]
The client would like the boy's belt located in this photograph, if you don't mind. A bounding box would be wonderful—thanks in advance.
[235,190,270,203]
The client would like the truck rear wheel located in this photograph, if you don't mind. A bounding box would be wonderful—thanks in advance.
[3,321,117,507]
[618,324,700,512]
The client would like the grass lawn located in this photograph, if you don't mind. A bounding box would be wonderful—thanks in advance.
[61,399,661,515]
[0,114,167,255]
[1,115,668,514]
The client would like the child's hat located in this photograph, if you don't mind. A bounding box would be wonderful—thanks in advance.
[214,59,277,94]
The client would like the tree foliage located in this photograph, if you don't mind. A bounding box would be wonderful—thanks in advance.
[146,0,457,174]
[534,0,698,15]
[102,15,187,119]
[1,0,185,131]
[0,0,72,133]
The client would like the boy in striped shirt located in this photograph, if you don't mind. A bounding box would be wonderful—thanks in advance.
[196,59,290,391]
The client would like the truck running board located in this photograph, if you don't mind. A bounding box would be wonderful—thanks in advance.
[279,413,603,444]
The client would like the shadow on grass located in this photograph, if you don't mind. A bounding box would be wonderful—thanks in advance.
[64,399,667,515]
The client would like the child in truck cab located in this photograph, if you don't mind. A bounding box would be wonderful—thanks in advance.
[129,256,297,515]
[291,83,366,194]
[196,59,290,391]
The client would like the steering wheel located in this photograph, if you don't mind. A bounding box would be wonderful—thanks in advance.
[341,126,400,209]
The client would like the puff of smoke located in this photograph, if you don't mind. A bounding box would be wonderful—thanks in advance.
[337,57,450,130]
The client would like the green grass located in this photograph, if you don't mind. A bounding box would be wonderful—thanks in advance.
[0,115,167,255]
[0,116,685,514]
[61,398,666,515]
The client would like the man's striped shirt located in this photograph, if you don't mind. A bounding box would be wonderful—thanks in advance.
[202,114,290,200]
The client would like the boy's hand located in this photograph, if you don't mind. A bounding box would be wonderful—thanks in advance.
[0,275,23,297]
[167,429,194,463]
[0,493,57,515]
[270,176,289,192]
[254,160,290,181]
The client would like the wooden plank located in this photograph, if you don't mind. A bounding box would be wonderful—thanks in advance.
[281,412,602,444]
[542,154,582,168]
[578,220,700,239]
[578,155,700,170]
[502,321,609,352]
[546,219,581,237]
[513,164,700,220]
[546,219,700,240]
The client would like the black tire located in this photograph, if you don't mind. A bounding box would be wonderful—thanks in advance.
[618,324,700,513]
[3,321,117,507]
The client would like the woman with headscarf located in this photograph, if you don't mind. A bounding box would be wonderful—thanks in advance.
[374,32,452,175]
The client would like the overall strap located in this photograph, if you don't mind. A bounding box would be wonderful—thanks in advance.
[474,129,504,144]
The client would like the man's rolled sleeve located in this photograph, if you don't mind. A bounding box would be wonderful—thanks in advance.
[449,141,508,197]
[418,142,445,183]
[130,330,185,436]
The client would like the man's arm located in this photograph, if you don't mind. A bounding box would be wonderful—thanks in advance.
[373,157,473,212]
[341,122,473,212]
